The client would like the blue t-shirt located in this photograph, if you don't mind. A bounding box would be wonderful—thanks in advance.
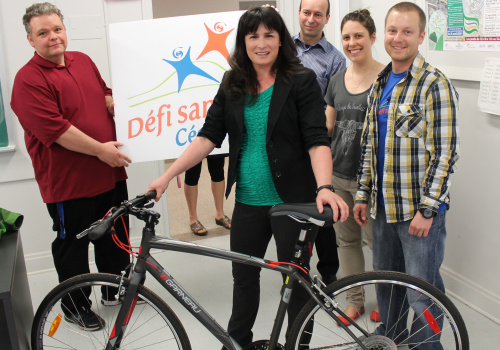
[377,70,447,212]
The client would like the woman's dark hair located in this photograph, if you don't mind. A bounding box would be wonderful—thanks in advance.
[222,6,305,101]
[340,9,376,37]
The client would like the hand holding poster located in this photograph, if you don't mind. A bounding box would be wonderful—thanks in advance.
[109,11,243,163]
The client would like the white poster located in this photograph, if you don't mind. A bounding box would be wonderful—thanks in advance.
[110,11,242,163]
[428,0,500,51]
[478,57,500,114]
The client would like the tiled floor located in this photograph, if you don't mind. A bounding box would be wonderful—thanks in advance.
[29,233,500,349]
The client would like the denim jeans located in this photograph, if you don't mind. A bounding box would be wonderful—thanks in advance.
[373,205,447,350]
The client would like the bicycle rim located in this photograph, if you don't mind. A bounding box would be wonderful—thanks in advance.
[32,273,191,350]
[289,271,469,350]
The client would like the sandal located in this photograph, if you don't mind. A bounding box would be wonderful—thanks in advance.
[190,221,207,236]
[215,215,231,229]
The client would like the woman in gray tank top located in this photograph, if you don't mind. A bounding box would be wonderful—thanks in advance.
[324,9,385,326]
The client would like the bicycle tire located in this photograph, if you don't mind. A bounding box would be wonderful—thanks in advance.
[32,273,192,350]
[288,271,469,350]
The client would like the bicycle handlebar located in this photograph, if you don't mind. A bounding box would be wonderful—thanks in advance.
[76,191,157,241]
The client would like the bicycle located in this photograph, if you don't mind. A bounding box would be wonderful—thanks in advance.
[32,191,469,350]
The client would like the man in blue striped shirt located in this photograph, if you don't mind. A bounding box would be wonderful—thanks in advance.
[293,0,346,99]
[293,0,346,285]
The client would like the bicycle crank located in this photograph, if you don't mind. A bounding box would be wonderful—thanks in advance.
[245,339,285,350]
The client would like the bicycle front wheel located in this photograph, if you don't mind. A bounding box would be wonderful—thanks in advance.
[32,273,191,350]
[289,271,469,350]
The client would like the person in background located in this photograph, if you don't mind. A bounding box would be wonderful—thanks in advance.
[353,2,459,348]
[11,2,131,331]
[324,8,384,326]
[183,155,231,236]
[147,6,348,348]
[293,0,346,285]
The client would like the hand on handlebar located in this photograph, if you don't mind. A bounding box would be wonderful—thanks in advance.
[147,175,170,202]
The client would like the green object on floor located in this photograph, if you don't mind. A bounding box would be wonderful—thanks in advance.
[0,208,24,239]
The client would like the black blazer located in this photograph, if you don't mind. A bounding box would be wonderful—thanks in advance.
[198,69,329,203]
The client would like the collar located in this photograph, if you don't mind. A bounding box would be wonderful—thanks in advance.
[408,52,425,79]
[31,51,75,69]
[293,32,328,51]
[377,52,426,81]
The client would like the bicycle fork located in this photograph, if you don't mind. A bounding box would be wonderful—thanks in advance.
[104,267,145,350]
[104,224,155,349]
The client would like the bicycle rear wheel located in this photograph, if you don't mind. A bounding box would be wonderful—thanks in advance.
[32,273,191,350]
[288,271,469,350]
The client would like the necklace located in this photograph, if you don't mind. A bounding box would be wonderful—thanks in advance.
[351,68,362,88]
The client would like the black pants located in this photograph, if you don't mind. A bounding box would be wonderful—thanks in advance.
[47,181,131,285]
[184,156,225,186]
[315,225,339,279]
[227,201,318,347]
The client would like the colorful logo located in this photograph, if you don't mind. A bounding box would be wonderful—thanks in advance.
[463,15,479,34]
[127,22,234,107]
[120,18,236,155]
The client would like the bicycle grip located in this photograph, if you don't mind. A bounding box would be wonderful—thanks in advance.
[88,217,114,241]
[144,190,157,200]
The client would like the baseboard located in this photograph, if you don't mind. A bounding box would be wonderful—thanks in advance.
[26,236,146,276]
[441,265,500,325]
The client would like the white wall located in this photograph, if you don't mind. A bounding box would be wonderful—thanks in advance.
[0,0,168,274]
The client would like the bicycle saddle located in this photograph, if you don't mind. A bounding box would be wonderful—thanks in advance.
[268,203,334,227]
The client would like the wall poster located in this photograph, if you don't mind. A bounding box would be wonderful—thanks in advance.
[428,0,500,51]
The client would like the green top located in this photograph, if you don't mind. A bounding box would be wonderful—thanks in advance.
[236,85,283,206]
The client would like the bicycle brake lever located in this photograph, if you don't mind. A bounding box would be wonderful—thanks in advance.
[144,202,154,209]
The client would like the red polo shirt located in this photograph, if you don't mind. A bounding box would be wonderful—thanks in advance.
[11,51,127,203]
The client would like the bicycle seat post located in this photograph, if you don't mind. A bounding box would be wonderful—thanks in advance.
[290,222,315,266]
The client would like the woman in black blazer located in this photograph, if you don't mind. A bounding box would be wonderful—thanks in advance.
[148,6,348,348]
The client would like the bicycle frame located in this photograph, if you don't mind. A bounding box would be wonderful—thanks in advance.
[105,212,369,350]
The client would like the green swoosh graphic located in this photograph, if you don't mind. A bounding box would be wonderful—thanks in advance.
[129,84,220,107]
[128,71,176,100]
[463,15,479,34]
[464,27,478,34]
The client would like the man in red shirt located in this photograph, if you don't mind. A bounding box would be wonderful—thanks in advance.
[11,2,131,331]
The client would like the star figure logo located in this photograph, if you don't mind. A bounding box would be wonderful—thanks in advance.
[163,47,219,93]
[196,23,235,60]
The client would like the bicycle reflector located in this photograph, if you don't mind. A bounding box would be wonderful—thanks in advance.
[48,314,62,337]
[423,308,442,334]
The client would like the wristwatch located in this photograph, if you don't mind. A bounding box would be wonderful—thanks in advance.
[316,184,335,194]
[418,207,436,219]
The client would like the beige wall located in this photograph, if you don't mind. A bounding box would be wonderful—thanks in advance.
[152,0,276,18]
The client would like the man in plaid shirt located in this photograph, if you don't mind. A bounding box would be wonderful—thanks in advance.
[353,2,459,348]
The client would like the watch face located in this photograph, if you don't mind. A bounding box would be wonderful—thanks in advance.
[421,208,433,218]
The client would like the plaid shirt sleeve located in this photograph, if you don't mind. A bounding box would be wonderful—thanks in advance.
[420,73,460,209]
[356,83,378,204]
